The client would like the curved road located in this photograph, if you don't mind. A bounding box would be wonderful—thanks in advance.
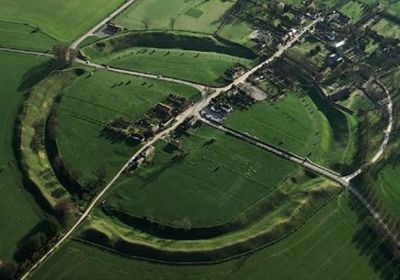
[7,8,397,279]
[343,78,394,182]
[19,19,321,280]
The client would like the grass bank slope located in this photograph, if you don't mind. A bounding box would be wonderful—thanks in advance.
[31,195,390,279]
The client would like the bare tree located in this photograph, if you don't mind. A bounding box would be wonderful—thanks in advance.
[142,18,151,30]
[169,17,176,30]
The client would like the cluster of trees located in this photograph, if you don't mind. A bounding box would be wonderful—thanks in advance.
[0,218,61,279]
[53,45,77,68]
[355,172,400,257]
[30,119,45,153]
[308,45,322,57]
[0,197,77,279]
[0,44,84,280]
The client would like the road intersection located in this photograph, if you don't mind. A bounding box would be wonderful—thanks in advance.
[5,3,396,278]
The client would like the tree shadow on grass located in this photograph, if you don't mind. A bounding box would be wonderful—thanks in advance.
[18,59,58,92]
[348,195,400,280]
[98,128,140,147]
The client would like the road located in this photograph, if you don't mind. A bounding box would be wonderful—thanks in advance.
[342,78,394,182]
[20,18,321,280]
[13,10,399,278]
[19,97,200,280]
[201,118,347,186]
[69,0,137,49]
[201,118,400,247]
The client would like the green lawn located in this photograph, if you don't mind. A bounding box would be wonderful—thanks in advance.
[218,18,255,46]
[0,52,47,260]
[81,31,257,86]
[104,125,300,227]
[340,1,365,23]
[372,19,400,39]
[57,69,200,186]
[0,0,123,44]
[290,40,330,69]
[115,0,236,34]
[31,195,392,280]
[375,164,400,217]
[386,1,400,16]
[225,86,358,172]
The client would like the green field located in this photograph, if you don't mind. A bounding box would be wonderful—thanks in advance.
[340,1,365,23]
[104,48,253,86]
[386,1,400,16]
[31,194,393,279]
[57,69,200,186]
[290,40,330,70]
[375,164,400,217]
[115,0,236,34]
[0,52,47,260]
[218,18,255,46]
[372,19,400,39]
[0,0,123,45]
[82,31,257,86]
[104,125,301,227]
[225,91,330,158]
[0,21,59,51]
[225,88,358,171]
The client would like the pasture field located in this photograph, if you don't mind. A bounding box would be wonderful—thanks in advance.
[0,21,59,51]
[385,1,400,16]
[115,0,236,34]
[57,69,200,186]
[315,0,339,7]
[102,48,254,86]
[280,0,304,6]
[31,195,391,280]
[340,1,365,23]
[225,88,357,171]
[81,31,258,86]
[374,164,400,217]
[225,91,330,158]
[289,40,330,70]
[372,19,400,39]
[103,124,301,228]
[0,0,123,44]
[217,18,255,46]
[0,52,47,260]
[77,176,339,260]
